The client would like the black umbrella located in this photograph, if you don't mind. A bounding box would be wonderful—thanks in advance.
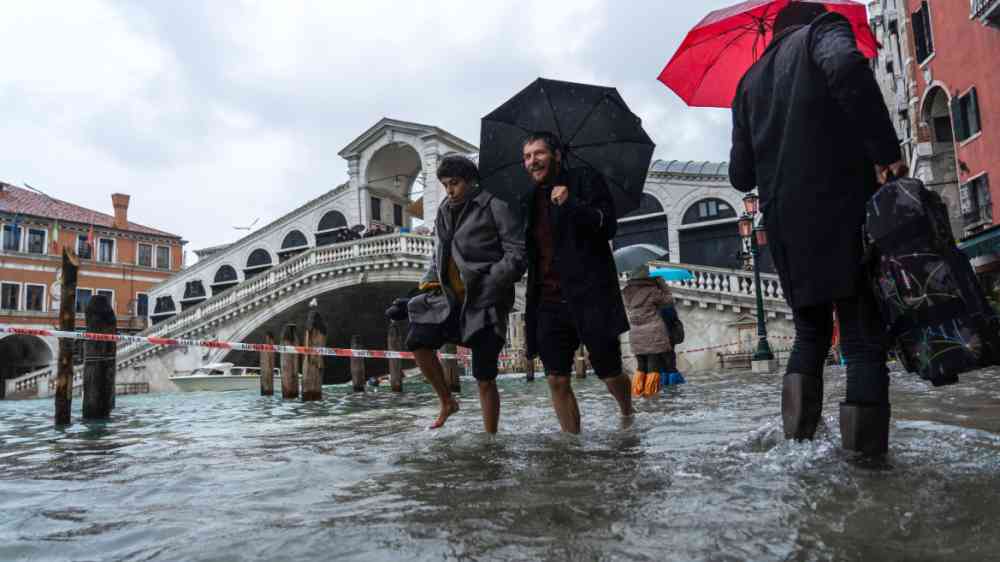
[479,78,656,217]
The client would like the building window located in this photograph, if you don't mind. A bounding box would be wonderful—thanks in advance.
[952,88,982,143]
[137,243,153,267]
[25,284,45,312]
[1,282,20,310]
[77,235,92,260]
[75,288,93,314]
[370,197,382,223]
[2,224,22,252]
[27,228,47,255]
[97,238,115,263]
[912,1,934,64]
[961,175,992,227]
[96,289,114,311]
[683,199,737,225]
[136,293,149,317]
[393,204,404,227]
[156,246,171,270]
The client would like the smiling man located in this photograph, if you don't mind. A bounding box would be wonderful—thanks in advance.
[521,131,632,433]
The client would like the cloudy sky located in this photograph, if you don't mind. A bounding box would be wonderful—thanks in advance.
[0,0,738,260]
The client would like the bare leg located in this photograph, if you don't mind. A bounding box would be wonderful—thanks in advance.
[477,380,500,434]
[603,373,633,417]
[413,348,459,429]
[546,374,581,434]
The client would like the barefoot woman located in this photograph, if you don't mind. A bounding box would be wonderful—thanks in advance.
[406,155,526,432]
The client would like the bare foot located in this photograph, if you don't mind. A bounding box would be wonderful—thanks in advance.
[429,397,460,429]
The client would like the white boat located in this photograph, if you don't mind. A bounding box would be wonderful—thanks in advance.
[170,362,279,392]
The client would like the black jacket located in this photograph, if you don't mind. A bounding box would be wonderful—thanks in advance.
[729,13,901,309]
[524,167,630,358]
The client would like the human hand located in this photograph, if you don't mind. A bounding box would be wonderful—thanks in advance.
[876,160,909,184]
[551,185,569,205]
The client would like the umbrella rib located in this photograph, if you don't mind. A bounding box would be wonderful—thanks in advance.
[569,151,630,193]
[686,25,761,104]
[564,95,610,148]
[540,85,565,142]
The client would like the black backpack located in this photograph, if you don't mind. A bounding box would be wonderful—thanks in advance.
[660,304,685,346]
[864,177,1000,386]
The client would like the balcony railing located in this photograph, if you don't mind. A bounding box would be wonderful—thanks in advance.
[972,0,1000,27]
[964,205,993,228]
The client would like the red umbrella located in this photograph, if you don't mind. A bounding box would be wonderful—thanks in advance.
[658,0,878,108]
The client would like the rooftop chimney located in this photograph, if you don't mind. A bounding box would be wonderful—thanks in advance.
[112,193,131,230]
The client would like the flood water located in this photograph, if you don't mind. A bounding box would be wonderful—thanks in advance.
[2,367,999,561]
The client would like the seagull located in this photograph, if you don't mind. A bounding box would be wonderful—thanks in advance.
[233,218,260,232]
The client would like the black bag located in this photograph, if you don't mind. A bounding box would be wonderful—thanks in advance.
[659,304,685,346]
[864,177,1000,386]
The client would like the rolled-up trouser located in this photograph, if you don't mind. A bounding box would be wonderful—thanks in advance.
[786,289,889,405]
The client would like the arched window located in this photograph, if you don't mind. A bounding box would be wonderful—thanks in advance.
[614,194,669,253]
[211,265,239,296]
[682,198,737,225]
[316,211,349,247]
[151,296,176,325]
[279,230,310,262]
[181,281,207,310]
[244,249,273,280]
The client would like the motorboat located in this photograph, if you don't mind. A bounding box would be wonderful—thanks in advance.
[170,362,278,392]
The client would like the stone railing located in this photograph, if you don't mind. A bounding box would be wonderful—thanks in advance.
[972,0,998,20]
[115,233,436,363]
[5,364,84,399]
[623,261,786,305]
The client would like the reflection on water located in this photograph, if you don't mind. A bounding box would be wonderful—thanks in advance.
[1,367,999,561]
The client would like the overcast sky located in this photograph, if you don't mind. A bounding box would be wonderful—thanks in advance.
[0,0,738,261]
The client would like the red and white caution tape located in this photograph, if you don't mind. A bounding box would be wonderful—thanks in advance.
[0,325,463,360]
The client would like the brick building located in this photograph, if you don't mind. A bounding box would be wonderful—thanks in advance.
[1,182,184,396]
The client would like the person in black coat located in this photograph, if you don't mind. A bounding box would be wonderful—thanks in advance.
[522,131,632,434]
[729,4,907,456]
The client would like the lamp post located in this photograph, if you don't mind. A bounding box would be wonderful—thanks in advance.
[738,193,775,365]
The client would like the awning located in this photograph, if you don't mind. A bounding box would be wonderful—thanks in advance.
[958,225,1000,259]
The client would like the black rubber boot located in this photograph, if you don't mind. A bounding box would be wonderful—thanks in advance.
[782,373,824,440]
[839,402,890,457]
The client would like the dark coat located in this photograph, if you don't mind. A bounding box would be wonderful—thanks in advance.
[524,167,630,358]
[729,12,901,309]
[410,186,527,343]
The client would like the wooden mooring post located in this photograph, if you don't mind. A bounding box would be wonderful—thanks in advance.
[281,324,299,399]
[388,322,403,392]
[55,248,79,426]
[443,343,461,393]
[302,311,325,401]
[350,334,366,392]
[82,295,116,420]
[259,331,275,396]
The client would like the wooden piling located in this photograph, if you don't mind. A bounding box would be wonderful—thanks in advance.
[302,311,326,401]
[82,294,116,420]
[259,331,275,396]
[575,346,587,379]
[387,322,403,392]
[280,324,299,399]
[54,249,79,426]
[443,343,461,393]
[350,334,366,392]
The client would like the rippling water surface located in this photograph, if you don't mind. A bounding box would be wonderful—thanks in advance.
[2,367,999,561]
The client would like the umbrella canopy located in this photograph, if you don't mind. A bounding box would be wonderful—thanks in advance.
[658,0,877,108]
[613,244,668,275]
[480,78,655,217]
[650,267,695,282]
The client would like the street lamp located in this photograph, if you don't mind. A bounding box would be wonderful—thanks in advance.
[741,193,775,364]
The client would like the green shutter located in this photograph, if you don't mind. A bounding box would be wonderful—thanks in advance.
[968,88,981,136]
[912,11,928,62]
[951,95,968,142]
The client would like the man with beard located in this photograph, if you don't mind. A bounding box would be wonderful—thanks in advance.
[522,131,632,433]
[729,4,906,456]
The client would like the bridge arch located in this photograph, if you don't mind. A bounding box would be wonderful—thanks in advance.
[678,197,741,270]
[614,193,669,254]
[0,334,55,398]
[278,227,310,262]
[315,209,349,246]
[211,264,240,296]
[244,248,275,280]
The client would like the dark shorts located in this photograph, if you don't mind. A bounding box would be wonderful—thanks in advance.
[406,311,505,382]
[636,352,676,373]
[535,301,622,379]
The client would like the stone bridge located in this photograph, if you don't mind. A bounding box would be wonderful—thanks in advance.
[7,234,794,398]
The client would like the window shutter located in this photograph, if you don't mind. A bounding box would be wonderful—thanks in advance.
[959,182,973,215]
[951,95,968,142]
[922,3,933,55]
[968,88,981,136]
[912,11,927,62]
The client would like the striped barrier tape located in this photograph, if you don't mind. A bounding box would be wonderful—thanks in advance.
[0,325,797,363]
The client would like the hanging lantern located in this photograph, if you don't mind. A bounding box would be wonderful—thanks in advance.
[738,214,754,238]
[743,192,760,215]
[754,224,768,247]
